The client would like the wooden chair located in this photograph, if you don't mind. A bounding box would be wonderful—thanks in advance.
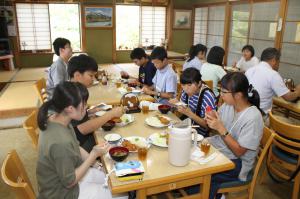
[215,127,274,199]
[203,80,213,91]
[260,111,300,199]
[160,127,274,199]
[23,110,39,149]
[1,150,36,199]
[34,78,47,104]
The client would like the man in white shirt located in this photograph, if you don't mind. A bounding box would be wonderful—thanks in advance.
[142,47,177,104]
[246,47,300,114]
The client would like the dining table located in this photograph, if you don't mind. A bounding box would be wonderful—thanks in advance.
[94,111,234,199]
[88,64,155,106]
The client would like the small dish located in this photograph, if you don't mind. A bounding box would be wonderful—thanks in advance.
[104,133,122,144]
[109,146,129,162]
[102,120,115,131]
[158,104,171,114]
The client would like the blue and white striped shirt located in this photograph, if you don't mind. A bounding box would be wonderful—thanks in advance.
[180,87,216,136]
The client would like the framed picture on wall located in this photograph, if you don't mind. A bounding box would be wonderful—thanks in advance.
[173,9,192,29]
[84,6,113,28]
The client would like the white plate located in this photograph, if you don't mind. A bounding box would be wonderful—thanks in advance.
[131,89,142,95]
[104,133,122,143]
[148,133,168,148]
[95,111,106,117]
[115,114,134,127]
[145,115,171,128]
[192,133,204,142]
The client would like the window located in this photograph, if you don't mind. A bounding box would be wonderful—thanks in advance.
[193,5,226,50]
[227,1,280,66]
[16,3,81,52]
[227,4,250,66]
[116,5,166,50]
[279,0,300,82]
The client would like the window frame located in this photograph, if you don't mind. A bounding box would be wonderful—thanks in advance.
[193,2,227,49]
[14,1,82,54]
[115,3,167,52]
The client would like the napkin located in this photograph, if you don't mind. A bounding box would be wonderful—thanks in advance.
[139,100,160,111]
[190,147,218,164]
[115,160,145,177]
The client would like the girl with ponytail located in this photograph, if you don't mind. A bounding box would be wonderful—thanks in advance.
[37,82,127,199]
[183,43,207,72]
[186,72,263,199]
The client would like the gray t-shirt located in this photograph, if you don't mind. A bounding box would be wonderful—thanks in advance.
[46,57,69,98]
[208,104,263,181]
[37,122,83,199]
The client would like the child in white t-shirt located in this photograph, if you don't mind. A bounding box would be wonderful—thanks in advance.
[234,45,259,72]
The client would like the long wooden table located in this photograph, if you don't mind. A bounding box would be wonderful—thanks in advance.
[273,97,300,114]
[95,111,234,198]
[88,83,154,106]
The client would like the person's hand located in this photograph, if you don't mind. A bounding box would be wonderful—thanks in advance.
[205,112,226,134]
[109,106,124,118]
[142,86,154,95]
[169,98,179,105]
[232,61,237,68]
[120,71,129,77]
[91,142,110,158]
[177,106,193,117]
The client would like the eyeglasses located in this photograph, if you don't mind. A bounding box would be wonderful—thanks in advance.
[220,90,232,94]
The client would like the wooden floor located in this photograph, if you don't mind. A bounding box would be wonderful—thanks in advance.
[0,64,136,119]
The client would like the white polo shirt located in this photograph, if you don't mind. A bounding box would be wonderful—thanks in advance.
[245,61,289,114]
[236,56,259,72]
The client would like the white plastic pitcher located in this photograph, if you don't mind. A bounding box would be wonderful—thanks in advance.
[168,125,198,166]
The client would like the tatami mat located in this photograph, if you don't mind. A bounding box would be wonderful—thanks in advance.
[12,67,48,82]
[0,70,18,83]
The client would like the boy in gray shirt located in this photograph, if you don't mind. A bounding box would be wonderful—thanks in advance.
[46,38,72,98]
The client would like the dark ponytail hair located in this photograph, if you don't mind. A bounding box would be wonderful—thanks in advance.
[220,72,261,113]
[180,67,202,85]
[207,46,225,66]
[187,44,207,62]
[38,82,89,131]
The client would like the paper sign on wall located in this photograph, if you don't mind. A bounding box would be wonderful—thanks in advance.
[269,23,277,39]
[295,23,300,43]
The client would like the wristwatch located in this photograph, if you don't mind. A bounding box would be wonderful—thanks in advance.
[157,92,161,97]
[222,131,230,137]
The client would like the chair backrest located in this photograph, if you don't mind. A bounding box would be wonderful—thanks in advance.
[269,111,300,141]
[248,127,274,199]
[23,110,39,149]
[34,78,47,104]
[1,150,35,199]
[203,80,213,90]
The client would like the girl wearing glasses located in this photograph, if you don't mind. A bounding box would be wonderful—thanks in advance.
[205,72,263,199]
